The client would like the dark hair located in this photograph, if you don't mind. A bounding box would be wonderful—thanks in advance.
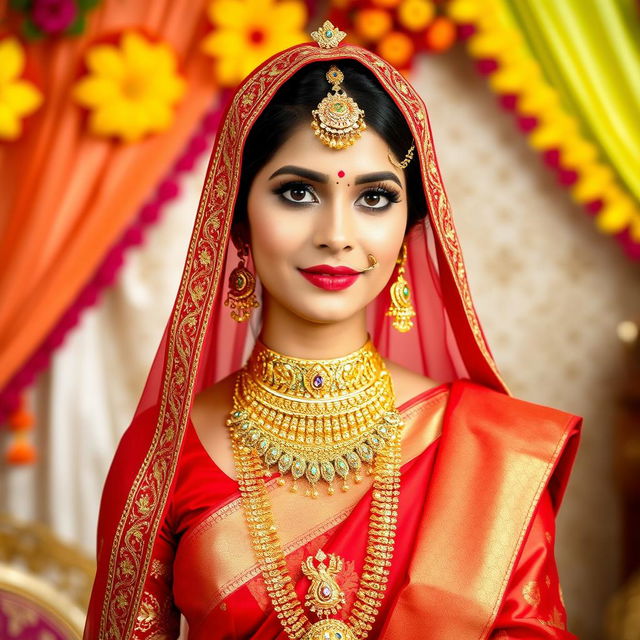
[232,59,428,237]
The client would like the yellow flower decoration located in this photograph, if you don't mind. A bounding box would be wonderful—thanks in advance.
[73,32,186,143]
[0,37,43,141]
[202,0,308,87]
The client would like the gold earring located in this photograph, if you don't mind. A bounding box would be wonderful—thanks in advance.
[386,243,415,333]
[225,243,259,322]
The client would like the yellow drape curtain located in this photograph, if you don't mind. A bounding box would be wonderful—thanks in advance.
[448,0,640,253]
[502,0,640,208]
[0,0,216,391]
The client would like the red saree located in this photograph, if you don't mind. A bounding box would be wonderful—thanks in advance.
[92,381,580,640]
[83,28,582,640]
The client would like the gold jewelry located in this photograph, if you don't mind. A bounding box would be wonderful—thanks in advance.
[229,401,402,640]
[386,243,416,333]
[388,143,415,169]
[311,65,366,150]
[227,339,401,497]
[360,254,378,272]
[224,243,259,322]
[310,20,346,49]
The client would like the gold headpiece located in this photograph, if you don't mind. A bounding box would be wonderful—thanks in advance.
[311,65,366,149]
[310,20,346,48]
[389,142,415,169]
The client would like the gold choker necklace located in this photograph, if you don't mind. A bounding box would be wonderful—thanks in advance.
[227,338,401,497]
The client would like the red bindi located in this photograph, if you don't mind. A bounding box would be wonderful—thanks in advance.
[337,170,345,178]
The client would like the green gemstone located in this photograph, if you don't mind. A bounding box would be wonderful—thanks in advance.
[291,459,306,479]
[403,285,409,297]
[346,451,361,469]
[321,461,336,482]
[236,277,244,288]
[278,454,293,474]
[326,30,333,37]
[335,457,349,477]
[306,463,321,483]
[265,447,280,465]
[256,437,269,455]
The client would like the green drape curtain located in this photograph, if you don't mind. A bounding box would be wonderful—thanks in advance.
[501,0,640,209]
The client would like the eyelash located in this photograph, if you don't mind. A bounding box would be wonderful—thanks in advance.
[272,181,402,211]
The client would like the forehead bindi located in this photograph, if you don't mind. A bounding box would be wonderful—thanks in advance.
[337,170,345,178]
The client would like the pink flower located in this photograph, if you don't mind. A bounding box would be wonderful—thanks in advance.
[31,0,77,34]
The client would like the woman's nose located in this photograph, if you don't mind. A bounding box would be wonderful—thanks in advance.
[313,200,355,252]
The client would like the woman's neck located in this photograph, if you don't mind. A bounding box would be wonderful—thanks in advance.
[259,298,369,360]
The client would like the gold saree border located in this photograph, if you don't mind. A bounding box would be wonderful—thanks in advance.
[99,42,507,639]
[178,389,448,618]
[380,381,581,640]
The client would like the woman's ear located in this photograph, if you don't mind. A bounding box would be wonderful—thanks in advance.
[230,222,250,253]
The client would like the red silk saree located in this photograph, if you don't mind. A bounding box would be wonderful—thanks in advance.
[91,381,580,639]
[83,31,582,640]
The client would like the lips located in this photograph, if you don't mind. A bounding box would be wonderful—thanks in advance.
[302,264,360,275]
[299,264,361,291]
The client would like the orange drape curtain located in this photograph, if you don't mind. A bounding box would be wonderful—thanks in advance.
[0,0,215,390]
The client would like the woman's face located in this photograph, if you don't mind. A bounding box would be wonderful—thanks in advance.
[246,123,408,327]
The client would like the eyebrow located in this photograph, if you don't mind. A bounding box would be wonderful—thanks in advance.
[268,165,403,188]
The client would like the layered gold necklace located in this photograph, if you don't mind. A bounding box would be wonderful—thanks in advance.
[227,338,404,640]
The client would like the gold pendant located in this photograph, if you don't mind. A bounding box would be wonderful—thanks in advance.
[301,619,356,640]
[301,550,346,617]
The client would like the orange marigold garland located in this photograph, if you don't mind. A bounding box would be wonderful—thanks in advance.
[329,0,457,73]
[5,395,37,465]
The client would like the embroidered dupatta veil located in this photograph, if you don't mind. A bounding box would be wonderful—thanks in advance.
[84,35,581,640]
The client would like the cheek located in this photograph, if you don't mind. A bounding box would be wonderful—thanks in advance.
[247,199,305,276]
[361,213,407,274]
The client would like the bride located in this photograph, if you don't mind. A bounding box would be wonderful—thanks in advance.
[84,22,582,640]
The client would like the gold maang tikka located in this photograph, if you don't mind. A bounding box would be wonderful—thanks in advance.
[224,243,259,322]
[311,65,366,149]
[386,243,416,332]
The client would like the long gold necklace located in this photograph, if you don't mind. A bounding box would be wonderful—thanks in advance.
[227,339,403,640]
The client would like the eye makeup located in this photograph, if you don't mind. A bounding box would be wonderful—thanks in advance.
[271,180,402,211]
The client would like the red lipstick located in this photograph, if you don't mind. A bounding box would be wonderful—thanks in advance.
[299,264,361,291]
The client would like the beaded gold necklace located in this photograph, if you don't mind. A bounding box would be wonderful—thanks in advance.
[228,338,401,497]
[227,339,403,640]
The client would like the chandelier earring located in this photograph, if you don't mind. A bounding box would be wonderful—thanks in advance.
[224,242,259,322]
[386,243,416,333]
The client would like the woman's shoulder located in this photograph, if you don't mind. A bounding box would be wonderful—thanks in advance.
[191,371,237,425]
[383,358,443,408]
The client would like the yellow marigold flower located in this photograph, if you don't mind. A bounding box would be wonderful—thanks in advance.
[202,0,307,87]
[73,32,186,143]
[596,195,634,234]
[0,37,43,141]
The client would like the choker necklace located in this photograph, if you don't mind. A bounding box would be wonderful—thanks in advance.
[227,338,404,640]
[227,338,402,497]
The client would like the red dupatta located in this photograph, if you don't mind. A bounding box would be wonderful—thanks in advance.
[84,31,580,640]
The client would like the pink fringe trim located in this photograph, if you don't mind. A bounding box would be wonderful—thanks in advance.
[0,94,229,424]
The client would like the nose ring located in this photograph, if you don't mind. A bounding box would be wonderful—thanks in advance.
[360,254,378,272]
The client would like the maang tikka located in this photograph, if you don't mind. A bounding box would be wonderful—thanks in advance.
[311,65,366,149]
[225,243,259,322]
[386,243,416,332]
